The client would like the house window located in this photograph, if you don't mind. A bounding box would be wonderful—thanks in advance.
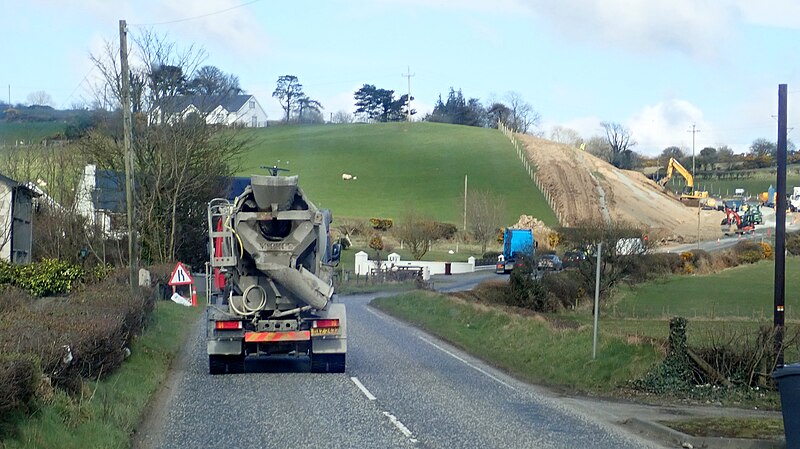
[251,115,258,127]
[249,100,255,109]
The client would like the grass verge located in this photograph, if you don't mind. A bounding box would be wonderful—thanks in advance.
[371,291,660,393]
[661,417,784,440]
[0,301,201,449]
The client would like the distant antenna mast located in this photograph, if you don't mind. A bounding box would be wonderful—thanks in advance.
[402,66,415,121]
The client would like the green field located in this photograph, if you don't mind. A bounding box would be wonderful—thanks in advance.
[0,121,65,145]
[238,123,558,227]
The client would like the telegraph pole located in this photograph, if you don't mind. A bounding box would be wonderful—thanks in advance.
[402,66,414,121]
[774,83,788,366]
[119,19,137,296]
[688,124,700,182]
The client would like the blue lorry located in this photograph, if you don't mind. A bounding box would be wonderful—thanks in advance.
[495,228,536,274]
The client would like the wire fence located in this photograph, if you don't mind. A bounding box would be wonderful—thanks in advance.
[497,121,565,226]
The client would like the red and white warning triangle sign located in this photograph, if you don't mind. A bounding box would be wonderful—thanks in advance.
[168,262,194,286]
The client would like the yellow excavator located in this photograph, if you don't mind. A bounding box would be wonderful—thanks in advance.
[658,157,709,207]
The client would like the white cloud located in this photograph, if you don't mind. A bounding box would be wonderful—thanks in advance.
[735,0,800,29]
[627,99,715,156]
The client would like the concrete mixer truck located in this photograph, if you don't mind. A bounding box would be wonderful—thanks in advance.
[205,168,345,374]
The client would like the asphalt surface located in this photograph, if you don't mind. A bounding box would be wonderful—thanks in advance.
[135,270,664,449]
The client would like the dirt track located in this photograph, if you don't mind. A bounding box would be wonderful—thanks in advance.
[517,134,725,244]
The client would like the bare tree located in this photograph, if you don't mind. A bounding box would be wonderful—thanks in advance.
[331,110,354,124]
[559,220,653,299]
[467,190,506,254]
[394,208,440,260]
[505,91,540,134]
[584,135,612,162]
[601,122,636,168]
[549,125,582,147]
[87,31,248,265]
[26,90,53,106]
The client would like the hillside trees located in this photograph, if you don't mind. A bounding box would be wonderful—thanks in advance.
[427,88,486,127]
[296,95,324,123]
[395,208,440,260]
[188,65,243,96]
[87,29,249,266]
[698,146,718,170]
[549,126,582,147]
[353,84,413,122]
[505,92,540,134]
[467,191,506,253]
[26,91,53,107]
[273,75,304,123]
[601,121,637,169]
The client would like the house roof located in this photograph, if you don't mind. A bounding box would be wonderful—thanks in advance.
[0,173,40,196]
[156,94,253,115]
[92,169,126,212]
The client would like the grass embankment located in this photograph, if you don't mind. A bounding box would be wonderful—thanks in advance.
[372,258,800,397]
[1,302,201,449]
[372,291,660,393]
[238,122,558,227]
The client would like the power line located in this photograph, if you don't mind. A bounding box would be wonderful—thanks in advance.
[130,0,263,26]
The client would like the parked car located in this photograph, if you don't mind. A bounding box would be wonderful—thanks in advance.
[536,254,563,271]
[562,250,587,269]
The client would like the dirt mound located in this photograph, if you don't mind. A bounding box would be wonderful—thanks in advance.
[510,214,555,249]
[516,135,724,243]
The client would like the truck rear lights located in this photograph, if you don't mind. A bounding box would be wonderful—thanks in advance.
[215,321,243,330]
[313,319,339,329]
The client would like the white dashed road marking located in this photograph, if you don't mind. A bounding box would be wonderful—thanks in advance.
[350,377,376,401]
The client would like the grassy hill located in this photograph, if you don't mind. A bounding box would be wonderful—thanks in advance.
[0,121,66,145]
[238,122,558,227]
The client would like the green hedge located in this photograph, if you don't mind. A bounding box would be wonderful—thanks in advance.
[0,260,112,297]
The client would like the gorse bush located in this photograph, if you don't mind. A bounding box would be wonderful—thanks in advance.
[369,217,393,231]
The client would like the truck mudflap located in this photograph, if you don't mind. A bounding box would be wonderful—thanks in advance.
[310,303,347,355]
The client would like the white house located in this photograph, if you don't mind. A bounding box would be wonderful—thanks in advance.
[75,164,126,237]
[0,173,37,264]
[152,94,268,127]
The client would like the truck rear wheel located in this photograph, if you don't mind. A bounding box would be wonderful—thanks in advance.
[311,353,346,373]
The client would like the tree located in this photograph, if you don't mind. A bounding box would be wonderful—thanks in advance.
[698,146,718,171]
[26,90,53,107]
[88,30,249,266]
[273,75,304,123]
[584,135,612,161]
[549,126,582,147]
[660,146,684,162]
[331,110,354,124]
[394,208,440,260]
[559,220,653,300]
[486,102,512,128]
[749,138,776,159]
[295,95,323,123]
[505,92,540,134]
[188,65,242,96]
[353,84,409,122]
[467,191,506,253]
[601,122,636,168]
[716,145,735,170]
[427,88,485,127]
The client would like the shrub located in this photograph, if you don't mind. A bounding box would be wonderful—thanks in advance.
[787,232,800,255]
[760,242,774,259]
[1,259,86,297]
[433,222,458,240]
[623,253,682,284]
[541,272,585,309]
[368,235,384,252]
[0,353,38,420]
[738,250,763,264]
[369,217,393,231]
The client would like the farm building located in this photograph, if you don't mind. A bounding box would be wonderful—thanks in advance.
[0,173,38,264]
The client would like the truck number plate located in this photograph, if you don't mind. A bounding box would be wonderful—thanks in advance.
[311,327,339,336]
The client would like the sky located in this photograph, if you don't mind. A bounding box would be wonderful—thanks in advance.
[3,0,800,156]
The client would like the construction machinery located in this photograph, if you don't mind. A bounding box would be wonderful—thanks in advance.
[658,157,708,207]
[720,207,755,236]
[205,168,346,374]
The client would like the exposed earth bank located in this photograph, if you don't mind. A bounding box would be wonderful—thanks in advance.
[517,134,727,244]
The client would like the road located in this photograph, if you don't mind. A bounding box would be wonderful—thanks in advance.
[135,271,662,449]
